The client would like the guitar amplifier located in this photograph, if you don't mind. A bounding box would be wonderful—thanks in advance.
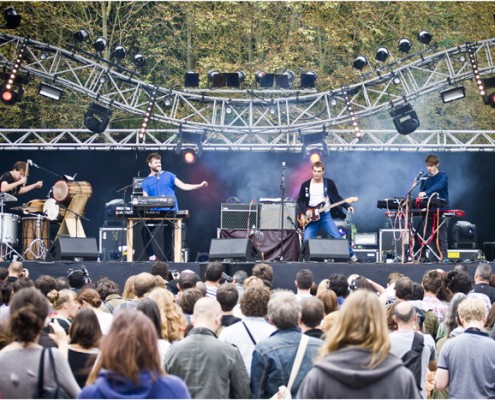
[259,202,297,230]
[220,203,259,229]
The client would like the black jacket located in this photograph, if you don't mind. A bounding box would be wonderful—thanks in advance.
[297,177,349,219]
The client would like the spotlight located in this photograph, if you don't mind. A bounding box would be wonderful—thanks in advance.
[111,45,126,61]
[255,71,274,88]
[390,103,420,135]
[276,70,295,89]
[84,102,112,133]
[308,148,323,163]
[467,44,487,97]
[392,75,401,85]
[0,84,23,105]
[38,82,64,101]
[184,70,200,88]
[182,148,198,164]
[440,86,466,104]
[93,37,107,53]
[375,47,389,62]
[138,86,158,143]
[207,70,245,88]
[300,130,328,159]
[300,71,317,89]
[352,55,368,71]
[343,87,361,138]
[73,29,89,44]
[398,38,412,53]
[452,221,477,249]
[133,54,146,68]
[4,7,21,29]
[417,30,432,45]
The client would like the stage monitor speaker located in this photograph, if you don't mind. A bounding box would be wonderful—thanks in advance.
[208,238,259,261]
[49,237,99,261]
[259,202,297,230]
[220,203,258,229]
[483,242,495,262]
[302,239,350,262]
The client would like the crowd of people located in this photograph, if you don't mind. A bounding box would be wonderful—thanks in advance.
[0,259,495,399]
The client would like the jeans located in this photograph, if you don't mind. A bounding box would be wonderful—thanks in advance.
[303,211,355,257]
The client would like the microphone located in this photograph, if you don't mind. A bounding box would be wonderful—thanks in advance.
[415,171,424,181]
[282,161,286,169]
[156,168,161,180]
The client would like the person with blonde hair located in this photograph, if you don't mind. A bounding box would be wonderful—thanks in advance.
[47,289,80,334]
[298,290,418,399]
[79,309,190,399]
[146,287,185,342]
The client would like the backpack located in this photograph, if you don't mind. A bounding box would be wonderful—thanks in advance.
[401,332,424,391]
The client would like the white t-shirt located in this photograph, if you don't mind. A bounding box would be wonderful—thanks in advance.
[309,181,326,207]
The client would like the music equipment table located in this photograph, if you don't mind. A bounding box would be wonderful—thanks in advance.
[126,210,189,262]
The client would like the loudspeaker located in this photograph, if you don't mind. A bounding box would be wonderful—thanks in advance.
[259,203,297,229]
[220,203,258,229]
[484,242,495,262]
[302,239,350,262]
[49,237,99,261]
[208,238,259,261]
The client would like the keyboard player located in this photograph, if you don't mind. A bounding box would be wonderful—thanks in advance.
[417,154,449,262]
[139,152,208,260]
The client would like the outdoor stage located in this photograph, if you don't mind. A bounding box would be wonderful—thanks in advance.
[0,259,487,291]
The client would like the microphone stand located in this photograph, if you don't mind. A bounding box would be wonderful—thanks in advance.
[400,174,424,263]
[277,162,286,261]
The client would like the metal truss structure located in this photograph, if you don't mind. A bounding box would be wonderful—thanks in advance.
[1,32,495,151]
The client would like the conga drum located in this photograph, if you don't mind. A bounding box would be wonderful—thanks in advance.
[21,217,50,260]
[25,199,46,213]
[52,180,92,204]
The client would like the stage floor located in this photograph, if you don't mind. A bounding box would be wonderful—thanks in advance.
[0,259,486,291]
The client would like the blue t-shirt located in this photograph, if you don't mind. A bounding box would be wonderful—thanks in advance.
[140,171,178,211]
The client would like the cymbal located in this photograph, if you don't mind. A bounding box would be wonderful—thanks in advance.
[0,193,17,202]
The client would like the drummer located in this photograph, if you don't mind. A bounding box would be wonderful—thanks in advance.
[0,161,43,196]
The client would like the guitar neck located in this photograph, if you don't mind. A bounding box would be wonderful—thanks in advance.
[320,199,347,213]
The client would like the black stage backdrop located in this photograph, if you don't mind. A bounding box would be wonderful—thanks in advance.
[1,150,494,261]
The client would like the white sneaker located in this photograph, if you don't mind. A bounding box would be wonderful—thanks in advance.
[149,255,157,261]
[350,255,358,263]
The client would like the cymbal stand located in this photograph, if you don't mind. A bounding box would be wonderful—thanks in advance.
[22,212,48,260]
[0,201,23,262]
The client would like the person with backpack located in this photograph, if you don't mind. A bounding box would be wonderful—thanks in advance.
[389,301,437,399]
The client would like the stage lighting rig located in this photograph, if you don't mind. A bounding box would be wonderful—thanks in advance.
[299,129,328,160]
[0,38,28,105]
[390,102,420,135]
[138,86,158,143]
[300,71,317,89]
[2,7,21,29]
[84,102,113,134]
[175,127,205,162]
[208,70,246,88]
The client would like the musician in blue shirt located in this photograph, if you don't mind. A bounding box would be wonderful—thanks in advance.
[140,153,208,261]
[418,154,449,262]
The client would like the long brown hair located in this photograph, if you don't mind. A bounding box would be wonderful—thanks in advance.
[146,287,185,342]
[86,309,162,385]
[319,289,390,368]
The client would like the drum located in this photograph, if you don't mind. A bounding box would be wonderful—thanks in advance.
[21,217,50,260]
[0,213,20,244]
[26,199,46,213]
[52,180,92,203]
[43,198,66,221]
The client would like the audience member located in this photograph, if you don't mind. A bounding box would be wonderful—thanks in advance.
[422,269,448,323]
[165,297,250,398]
[121,275,136,301]
[77,288,113,335]
[250,290,323,398]
[204,262,223,298]
[389,301,437,398]
[300,296,325,339]
[81,309,190,399]
[47,289,80,334]
[0,287,80,398]
[55,276,71,290]
[177,288,203,324]
[219,285,274,375]
[95,278,125,314]
[34,275,57,298]
[410,282,439,340]
[316,278,330,295]
[114,272,157,313]
[146,287,186,343]
[298,290,418,399]
[472,262,495,303]
[0,266,8,282]
[6,261,24,283]
[252,263,273,284]
[67,267,90,291]
[232,269,248,302]
[328,273,350,306]
[151,260,170,282]
[435,298,495,398]
[68,308,101,388]
[294,269,314,300]
[216,282,241,329]
[316,288,338,315]
[380,271,404,304]
[321,310,340,334]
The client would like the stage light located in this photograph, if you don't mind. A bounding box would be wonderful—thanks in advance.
[300,71,317,89]
[375,47,389,62]
[255,71,274,88]
[467,43,487,98]
[308,148,323,163]
[133,54,146,68]
[111,45,126,61]
[182,148,198,164]
[4,7,21,29]
[0,84,23,105]
[352,55,368,70]
[417,30,432,45]
[343,87,361,138]
[184,70,200,88]
[390,102,420,135]
[93,37,107,53]
[84,102,113,133]
[73,29,89,43]
[452,221,477,249]
[440,86,466,104]
[0,37,27,105]
[38,82,64,101]
[138,86,158,143]
[398,38,412,53]
[207,70,245,88]
[276,70,295,89]
[392,75,401,85]
[300,130,328,159]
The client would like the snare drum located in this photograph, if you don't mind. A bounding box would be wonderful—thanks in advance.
[21,217,50,260]
[0,213,20,244]
[43,198,66,221]
[52,180,92,203]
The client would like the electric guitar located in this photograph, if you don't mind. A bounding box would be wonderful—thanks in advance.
[297,197,359,229]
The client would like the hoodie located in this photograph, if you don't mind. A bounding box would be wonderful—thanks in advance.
[78,370,190,399]
[297,347,419,399]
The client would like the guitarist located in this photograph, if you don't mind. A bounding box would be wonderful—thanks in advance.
[297,161,358,262]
